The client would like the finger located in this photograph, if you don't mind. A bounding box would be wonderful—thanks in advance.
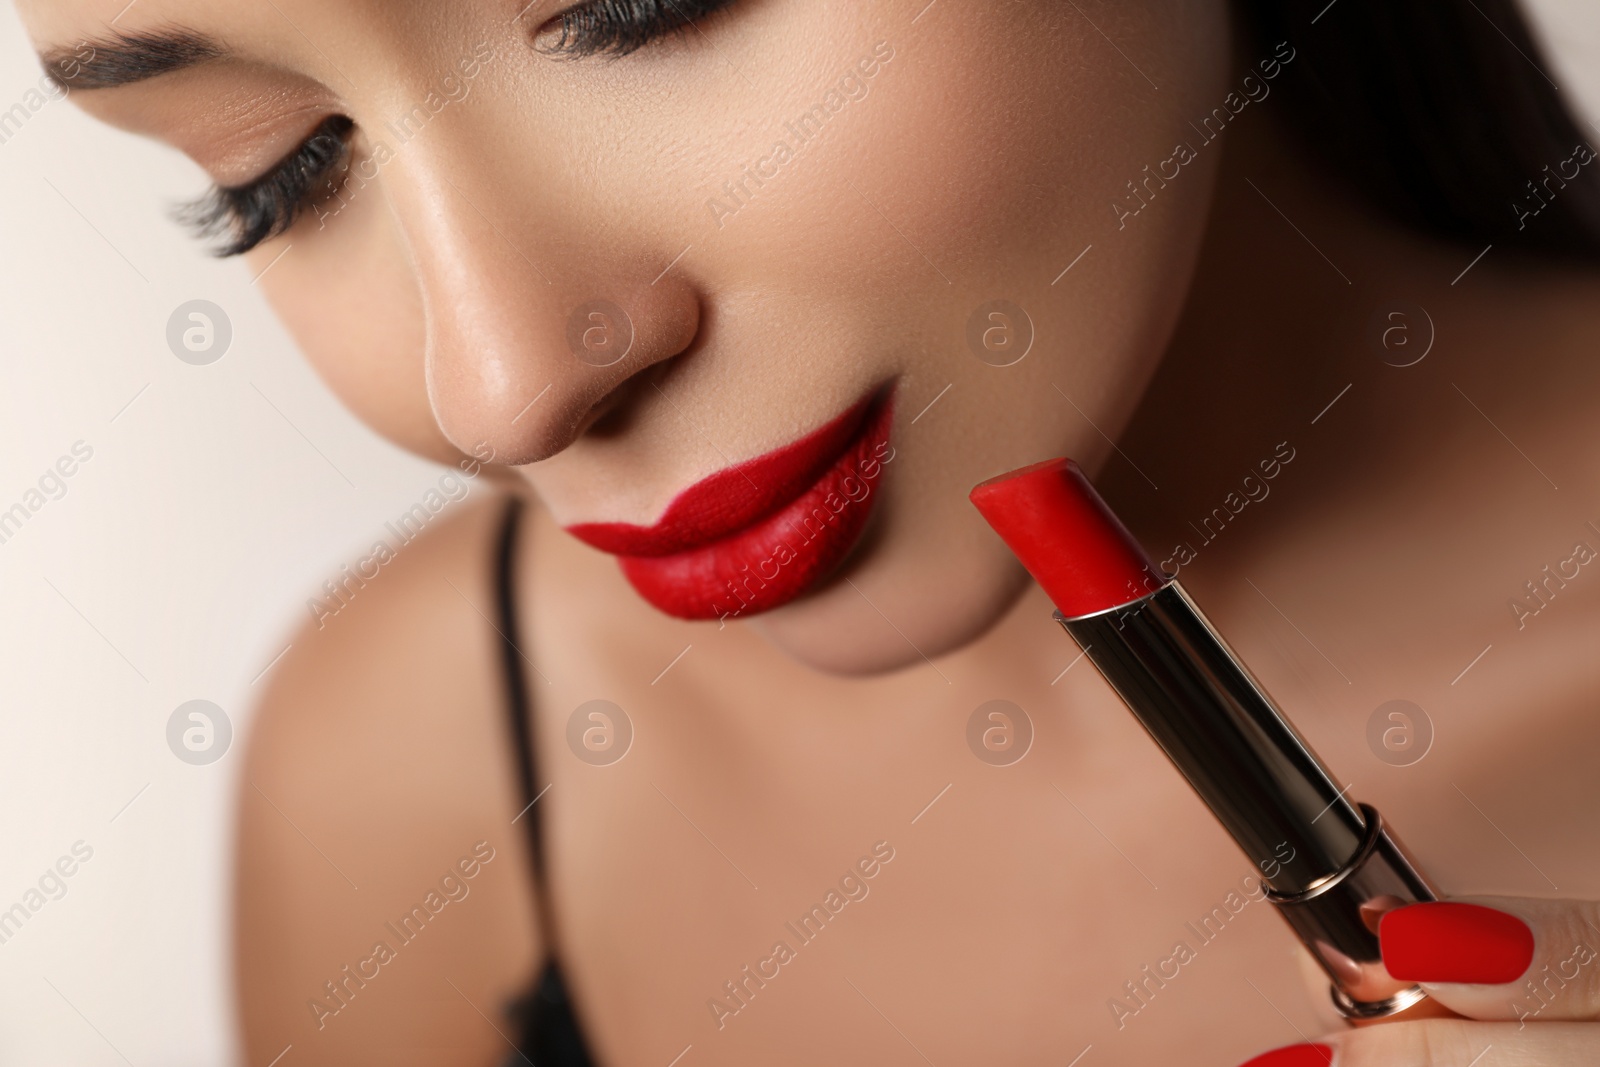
[1291,941,1360,1030]
[1234,1019,1597,1066]
[1378,897,1600,1022]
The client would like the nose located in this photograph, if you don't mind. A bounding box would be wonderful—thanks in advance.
[383,133,701,466]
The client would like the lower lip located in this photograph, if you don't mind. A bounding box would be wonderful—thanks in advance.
[969,457,1439,1019]
[590,395,894,620]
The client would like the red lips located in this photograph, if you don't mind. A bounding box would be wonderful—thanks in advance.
[566,390,895,620]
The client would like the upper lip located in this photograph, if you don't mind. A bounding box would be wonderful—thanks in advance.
[565,392,879,558]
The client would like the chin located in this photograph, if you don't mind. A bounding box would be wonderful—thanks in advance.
[746,538,1031,679]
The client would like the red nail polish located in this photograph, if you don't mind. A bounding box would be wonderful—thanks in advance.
[1380,901,1535,984]
[1237,1043,1335,1067]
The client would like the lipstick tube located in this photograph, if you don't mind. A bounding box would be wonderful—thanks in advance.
[971,458,1438,1019]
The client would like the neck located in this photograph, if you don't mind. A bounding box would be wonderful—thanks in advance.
[1102,108,1600,703]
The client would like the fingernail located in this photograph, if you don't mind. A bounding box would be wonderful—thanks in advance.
[1236,1043,1335,1067]
[1379,901,1535,983]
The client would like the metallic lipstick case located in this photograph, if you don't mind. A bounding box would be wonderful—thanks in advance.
[1056,581,1437,1019]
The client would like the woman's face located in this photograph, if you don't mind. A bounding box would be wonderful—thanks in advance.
[22,0,1230,674]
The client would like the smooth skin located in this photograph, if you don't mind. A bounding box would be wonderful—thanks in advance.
[16,1,1600,1064]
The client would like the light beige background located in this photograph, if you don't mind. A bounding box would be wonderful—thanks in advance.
[0,3,1595,1064]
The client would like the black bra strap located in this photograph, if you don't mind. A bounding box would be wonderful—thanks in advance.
[492,497,601,1063]
[493,495,547,888]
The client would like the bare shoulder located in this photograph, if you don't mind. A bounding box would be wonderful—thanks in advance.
[234,493,541,1066]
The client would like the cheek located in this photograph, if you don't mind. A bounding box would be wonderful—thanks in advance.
[868,2,1231,230]
[708,0,1230,399]
[861,2,1229,295]
[250,181,462,467]
[851,1,1229,435]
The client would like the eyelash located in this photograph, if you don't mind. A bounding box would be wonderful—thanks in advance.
[178,114,353,257]
[181,0,739,257]
[536,0,739,59]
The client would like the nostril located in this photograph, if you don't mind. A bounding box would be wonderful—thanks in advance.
[422,263,702,466]
[563,278,701,441]
[581,363,667,440]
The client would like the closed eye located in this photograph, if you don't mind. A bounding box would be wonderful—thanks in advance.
[176,114,353,258]
[534,0,742,58]
[175,0,742,254]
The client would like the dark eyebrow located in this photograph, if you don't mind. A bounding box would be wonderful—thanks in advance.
[40,27,225,92]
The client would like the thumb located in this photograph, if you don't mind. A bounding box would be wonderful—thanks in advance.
[1377,896,1600,1022]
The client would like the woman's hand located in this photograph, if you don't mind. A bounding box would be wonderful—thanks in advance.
[1235,897,1600,1065]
